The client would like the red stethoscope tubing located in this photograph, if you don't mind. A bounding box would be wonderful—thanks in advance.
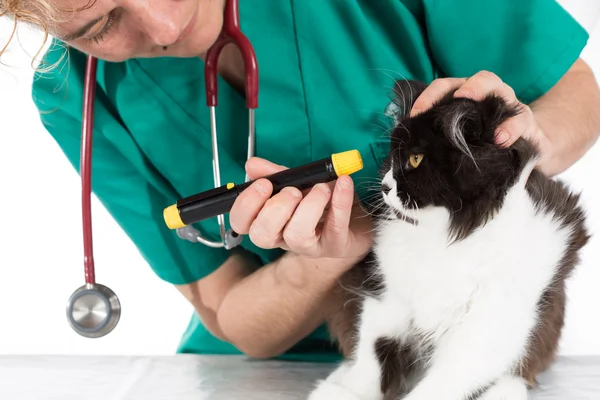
[78,0,258,284]
[204,0,258,109]
[81,55,97,286]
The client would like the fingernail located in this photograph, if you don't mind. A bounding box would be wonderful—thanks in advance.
[495,130,510,144]
[254,180,268,195]
[317,183,332,195]
[339,176,351,190]
[454,89,473,99]
[283,186,302,199]
[410,108,422,117]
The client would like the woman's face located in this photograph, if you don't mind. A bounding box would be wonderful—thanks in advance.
[48,0,226,61]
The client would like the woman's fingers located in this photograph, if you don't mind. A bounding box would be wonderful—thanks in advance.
[282,183,333,256]
[245,157,287,180]
[230,157,287,235]
[453,70,516,102]
[410,77,467,116]
[235,156,362,257]
[495,104,533,147]
[246,157,335,195]
[320,175,355,254]
[248,187,303,249]
[410,72,516,117]
[451,70,532,147]
[409,71,531,149]
[229,178,273,234]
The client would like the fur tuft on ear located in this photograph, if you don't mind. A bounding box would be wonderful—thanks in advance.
[439,100,483,163]
[385,79,429,123]
[438,94,523,152]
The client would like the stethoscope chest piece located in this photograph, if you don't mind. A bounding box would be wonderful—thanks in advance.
[66,283,121,338]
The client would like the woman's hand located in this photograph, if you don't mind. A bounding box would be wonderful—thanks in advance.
[229,157,373,262]
[410,71,553,167]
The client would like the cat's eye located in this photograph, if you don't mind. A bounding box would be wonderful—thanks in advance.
[409,153,424,168]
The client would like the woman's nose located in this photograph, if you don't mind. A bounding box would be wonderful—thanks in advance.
[134,5,183,46]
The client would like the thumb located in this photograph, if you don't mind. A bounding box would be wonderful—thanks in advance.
[245,157,288,180]
[321,175,354,251]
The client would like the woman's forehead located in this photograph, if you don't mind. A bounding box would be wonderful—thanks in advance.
[46,0,109,37]
[54,0,105,13]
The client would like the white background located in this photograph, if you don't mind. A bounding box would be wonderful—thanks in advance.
[1,0,600,356]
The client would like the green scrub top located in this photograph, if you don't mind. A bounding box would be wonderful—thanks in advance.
[32,0,588,360]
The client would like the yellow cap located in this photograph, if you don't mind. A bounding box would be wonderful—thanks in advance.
[331,150,363,177]
[163,204,186,229]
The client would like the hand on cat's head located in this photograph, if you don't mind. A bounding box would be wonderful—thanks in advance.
[406,71,551,161]
[382,74,549,216]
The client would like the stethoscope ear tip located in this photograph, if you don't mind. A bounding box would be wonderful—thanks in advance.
[66,283,121,338]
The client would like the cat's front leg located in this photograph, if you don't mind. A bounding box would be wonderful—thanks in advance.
[308,295,409,400]
[308,362,363,400]
[401,288,535,400]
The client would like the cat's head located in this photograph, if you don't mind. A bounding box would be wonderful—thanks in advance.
[379,79,540,240]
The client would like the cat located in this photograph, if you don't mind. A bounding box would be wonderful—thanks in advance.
[307,79,590,400]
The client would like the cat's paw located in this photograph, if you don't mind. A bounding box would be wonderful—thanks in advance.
[307,380,363,400]
[480,376,529,400]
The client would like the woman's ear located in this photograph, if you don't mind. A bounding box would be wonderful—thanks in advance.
[385,79,428,124]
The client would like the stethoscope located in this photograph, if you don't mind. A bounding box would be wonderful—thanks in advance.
[66,0,259,338]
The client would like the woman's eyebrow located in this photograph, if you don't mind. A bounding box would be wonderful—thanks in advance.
[61,16,104,41]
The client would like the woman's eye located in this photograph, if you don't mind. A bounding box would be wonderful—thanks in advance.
[87,12,117,44]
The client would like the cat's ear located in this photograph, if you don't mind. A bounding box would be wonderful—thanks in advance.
[477,94,524,137]
[440,94,523,145]
[385,79,428,124]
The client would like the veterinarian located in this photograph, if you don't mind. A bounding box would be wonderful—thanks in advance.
[2,0,599,360]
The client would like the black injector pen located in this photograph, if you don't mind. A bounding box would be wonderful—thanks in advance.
[163,149,363,229]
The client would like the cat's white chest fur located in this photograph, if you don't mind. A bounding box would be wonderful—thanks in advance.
[374,169,572,344]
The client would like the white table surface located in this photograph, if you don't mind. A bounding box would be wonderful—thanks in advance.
[0,355,599,399]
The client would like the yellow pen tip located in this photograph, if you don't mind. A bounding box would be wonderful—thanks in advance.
[164,204,185,229]
[331,149,363,177]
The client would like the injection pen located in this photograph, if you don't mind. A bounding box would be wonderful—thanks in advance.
[163,149,363,229]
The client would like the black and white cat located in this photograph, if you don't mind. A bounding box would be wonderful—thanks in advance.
[308,79,590,400]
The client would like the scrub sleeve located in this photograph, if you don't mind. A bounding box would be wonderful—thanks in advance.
[420,0,589,103]
[31,0,588,360]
